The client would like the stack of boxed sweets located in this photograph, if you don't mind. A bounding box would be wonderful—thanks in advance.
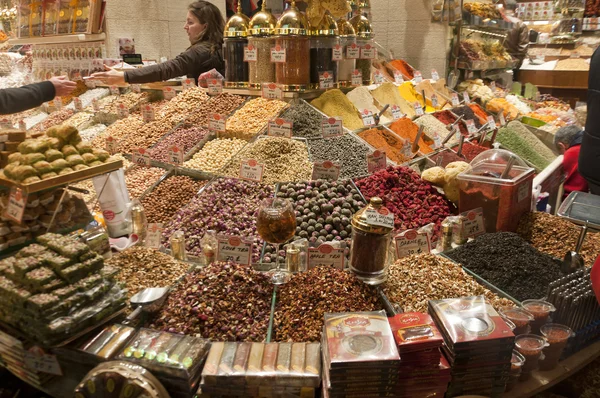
[0,330,53,388]
[388,312,450,396]
[0,233,126,345]
[321,310,403,398]
[429,296,515,397]
[199,341,321,398]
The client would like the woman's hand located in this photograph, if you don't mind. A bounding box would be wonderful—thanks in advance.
[91,65,126,85]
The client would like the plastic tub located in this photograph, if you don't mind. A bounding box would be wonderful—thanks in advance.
[457,149,535,232]
[515,334,548,380]
[499,307,534,336]
[506,350,526,392]
[522,299,556,334]
[539,324,572,371]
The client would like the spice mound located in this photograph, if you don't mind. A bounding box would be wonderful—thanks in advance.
[274,266,379,342]
[357,127,409,164]
[150,261,273,341]
[446,232,563,301]
[307,135,370,179]
[280,101,324,139]
[384,254,515,313]
[388,117,433,154]
[311,89,363,131]
[497,121,556,171]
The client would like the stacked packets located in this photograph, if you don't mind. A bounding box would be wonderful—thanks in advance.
[388,312,450,396]
[322,310,403,398]
[429,296,515,397]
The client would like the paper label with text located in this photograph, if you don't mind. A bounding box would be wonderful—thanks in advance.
[413,71,423,83]
[332,45,343,61]
[142,104,155,123]
[145,223,163,249]
[308,244,345,270]
[319,71,334,89]
[486,115,496,130]
[321,117,344,138]
[73,97,83,112]
[168,146,184,164]
[207,78,223,95]
[24,350,62,376]
[268,118,293,138]
[351,69,362,86]
[390,105,403,121]
[364,207,394,229]
[361,109,375,127]
[18,120,26,131]
[3,187,27,223]
[0,118,12,129]
[53,97,63,110]
[209,113,226,132]
[466,119,477,134]
[132,148,151,166]
[394,229,431,259]
[217,235,253,265]
[461,208,486,239]
[367,150,387,174]
[270,46,286,63]
[182,78,196,90]
[239,159,264,182]
[130,84,141,93]
[117,103,129,119]
[262,83,284,100]
[163,87,177,100]
[451,93,460,107]
[311,161,340,181]
[361,44,376,59]
[463,92,471,104]
[499,112,506,126]
[394,70,404,84]
[109,85,120,95]
[92,98,100,112]
[106,136,118,154]
[244,45,257,62]
[431,69,440,81]
[373,70,385,84]
[346,43,360,59]
[431,93,439,108]
[414,102,424,116]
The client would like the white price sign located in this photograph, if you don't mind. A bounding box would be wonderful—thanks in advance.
[319,71,334,89]
[364,207,395,229]
[132,148,151,166]
[209,113,226,133]
[431,93,439,108]
[109,85,120,95]
[460,208,486,239]
[332,44,343,61]
[3,187,27,223]
[487,115,496,130]
[268,118,293,138]
[167,145,184,165]
[244,45,257,62]
[53,97,63,110]
[414,102,424,116]
[451,93,460,107]
[24,350,62,376]
[270,45,286,63]
[217,235,253,265]
[142,104,155,123]
[321,117,344,138]
[394,70,405,84]
[466,119,477,134]
[18,120,26,131]
[373,70,385,84]
[463,92,471,105]
[308,244,345,270]
[130,84,141,93]
[261,83,284,100]
[413,70,423,83]
[351,69,363,86]
[0,118,12,129]
[311,161,340,181]
[394,229,431,259]
[367,150,387,174]
[490,81,496,91]
[182,78,196,90]
[360,109,375,127]
[390,105,404,121]
[163,87,177,100]
[73,97,83,112]
[346,43,360,59]
[360,43,376,59]
[239,159,264,182]
[106,136,118,154]
[116,103,129,119]
[431,69,440,81]
[207,78,223,95]
[144,223,163,249]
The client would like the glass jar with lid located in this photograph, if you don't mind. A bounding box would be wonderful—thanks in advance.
[350,12,374,85]
[224,0,250,88]
[309,13,339,89]
[274,0,310,90]
[248,1,277,89]
[337,17,356,87]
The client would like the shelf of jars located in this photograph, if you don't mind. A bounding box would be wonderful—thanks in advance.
[8,33,106,46]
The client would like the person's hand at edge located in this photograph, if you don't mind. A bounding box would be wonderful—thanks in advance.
[49,76,77,97]
[90,65,126,85]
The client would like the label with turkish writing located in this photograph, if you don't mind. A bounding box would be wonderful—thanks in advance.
[351,69,362,86]
[451,93,460,107]
[73,97,83,112]
[431,69,440,81]
[168,145,184,164]
[311,161,340,181]
[390,105,403,121]
[163,87,177,100]
[394,229,431,259]
[486,115,496,130]
[460,208,485,239]
[373,69,385,84]
[207,78,223,95]
[239,159,264,182]
[270,45,286,63]
[24,350,62,376]
[361,43,376,59]
[0,118,12,129]
[145,223,163,249]
[109,85,120,95]
[364,207,394,229]
[18,120,26,131]
[3,187,27,223]
[346,43,360,59]
[217,235,253,265]
[321,117,344,138]
[413,70,423,83]
[394,70,404,84]
[332,44,343,61]
[244,45,257,62]
[499,112,506,126]
[92,98,100,112]
[319,71,334,89]
[465,119,477,134]
[414,102,424,116]
[463,92,471,105]
[268,118,293,138]
[132,148,151,166]
[209,113,226,132]
[367,150,387,174]
[142,104,155,123]
[130,84,141,93]
[261,83,284,100]
[116,103,129,119]
[53,97,63,110]
[182,78,196,90]
[431,93,439,108]
[106,136,118,154]
[308,244,345,270]
[361,109,375,127]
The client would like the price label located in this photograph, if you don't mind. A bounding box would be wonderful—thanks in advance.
[394,70,404,84]
[24,350,62,376]
[486,115,496,130]
[390,105,403,121]
[53,97,63,110]
[308,244,345,270]
[413,70,423,83]
[460,208,486,239]
[361,109,375,127]
[109,85,120,95]
[311,161,340,181]
[463,92,471,105]
[163,87,177,100]
[182,78,196,91]
[261,83,284,100]
[361,43,376,59]
[451,93,460,107]
[144,223,163,249]
[244,45,257,62]
[18,120,26,131]
[207,78,223,95]
[268,118,293,138]
[92,98,100,112]
[270,45,286,63]
[367,150,387,174]
[217,235,253,265]
[106,136,118,154]
[414,102,424,116]
[401,139,412,158]
[321,117,344,138]
[364,207,395,229]
[332,44,343,61]
[351,69,363,86]
[499,112,506,126]
[130,84,141,93]
[431,69,440,81]
[319,71,334,89]
[239,159,264,182]
[466,119,477,134]
[132,148,151,166]
[209,113,226,132]
[0,118,12,129]
[373,69,385,84]
[3,187,27,223]
[85,79,96,89]
[142,104,155,123]
[116,103,129,119]
[431,93,439,108]
[394,229,431,259]
[73,97,83,112]
[346,43,360,59]
[168,145,184,165]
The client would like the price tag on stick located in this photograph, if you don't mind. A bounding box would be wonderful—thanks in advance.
[367,150,387,174]
[311,161,340,181]
[217,235,253,265]
[431,69,440,81]
[106,136,118,154]
[308,244,345,270]
[270,45,286,63]
[463,92,471,105]
[413,70,423,83]
[319,71,334,89]
[261,83,284,100]
[351,69,363,86]
[390,105,403,121]
[459,208,486,240]
[145,223,163,249]
[73,97,83,112]
[182,78,196,90]
[364,206,395,229]
[451,93,460,107]
[207,78,223,95]
[361,109,375,127]
[346,43,360,59]
[142,104,155,123]
[321,117,344,138]
[168,146,184,165]
[116,103,129,119]
[268,118,293,138]
[394,229,431,259]
[373,70,385,84]
[3,187,27,223]
[486,115,496,130]
[132,148,151,166]
[109,85,120,95]
[163,87,176,100]
[465,119,477,135]
[239,159,264,182]
[394,70,404,84]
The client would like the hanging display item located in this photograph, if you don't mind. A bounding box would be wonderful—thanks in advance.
[274,0,310,91]
[223,0,250,88]
[247,1,277,89]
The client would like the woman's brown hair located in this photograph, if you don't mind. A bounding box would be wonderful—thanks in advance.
[188,1,225,50]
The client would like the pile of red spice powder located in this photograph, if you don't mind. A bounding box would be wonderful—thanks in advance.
[432,110,469,137]
[453,142,489,162]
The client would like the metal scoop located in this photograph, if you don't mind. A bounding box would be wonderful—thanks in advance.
[562,223,588,274]
[125,287,170,323]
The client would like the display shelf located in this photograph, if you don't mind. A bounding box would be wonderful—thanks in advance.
[8,33,106,45]
[558,191,600,230]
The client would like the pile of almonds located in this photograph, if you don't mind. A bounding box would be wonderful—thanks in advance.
[141,175,207,224]
[184,93,246,127]
[117,119,174,153]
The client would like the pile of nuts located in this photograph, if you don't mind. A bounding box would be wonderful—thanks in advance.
[117,119,174,153]
[274,266,379,342]
[79,124,107,142]
[102,92,149,115]
[106,246,191,298]
[308,135,370,179]
[141,175,207,224]
[150,261,273,341]
[185,93,246,127]
[62,111,94,130]
[183,138,247,173]
[85,95,118,113]
[221,137,313,184]
[384,254,515,313]
[151,126,211,163]
[157,87,210,124]
[31,109,75,132]
[91,115,144,148]
[225,98,289,140]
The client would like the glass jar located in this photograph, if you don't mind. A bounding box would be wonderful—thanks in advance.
[337,17,356,87]
[350,13,374,85]
[310,36,339,88]
[275,35,310,89]
[224,37,249,86]
[248,36,276,87]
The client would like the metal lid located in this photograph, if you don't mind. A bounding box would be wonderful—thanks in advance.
[224,1,250,38]
[309,12,338,36]
[337,17,356,37]
[275,0,309,36]
[351,197,394,235]
[248,0,276,36]
[350,13,373,39]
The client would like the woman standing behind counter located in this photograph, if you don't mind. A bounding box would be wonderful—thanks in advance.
[92,1,225,84]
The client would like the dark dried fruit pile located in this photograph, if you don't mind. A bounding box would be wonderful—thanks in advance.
[150,261,273,341]
[447,232,563,301]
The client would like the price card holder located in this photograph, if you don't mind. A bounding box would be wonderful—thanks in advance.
[360,44,376,59]
[270,45,286,63]
[351,70,362,86]
[163,87,177,100]
[394,229,431,259]
[53,97,63,110]
[364,207,394,229]
[498,112,506,126]
[207,78,223,95]
[367,150,387,174]
[24,349,62,376]
[73,97,83,112]
[308,244,345,270]
[321,117,344,138]
[244,45,257,62]
[413,70,423,83]
[167,145,184,165]
[319,71,334,89]
[390,105,403,121]
[209,113,226,133]
[130,84,141,93]
[18,120,26,131]
[261,83,284,100]
[106,136,118,154]
[144,223,163,249]
[490,81,496,91]
[451,93,460,107]
[142,104,155,123]
[216,235,253,265]
[360,109,375,127]
[268,118,293,138]
[332,44,343,61]
[346,43,360,59]
[85,79,97,89]
[373,70,385,84]
[239,159,264,182]
[486,115,496,130]
[311,161,340,181]
[431,93,439,108]
[459,208,485,240]
[394,70,404,84]
[463,92,471,105]
[132,148,151,166]
[109,85,120,95]
[3,187,27,223]
[182,78,196,90]
[431,69,440,81]
[465,120,477,135]
[414,102,424,116]
[116,103,129,119]
[0,118,12,129]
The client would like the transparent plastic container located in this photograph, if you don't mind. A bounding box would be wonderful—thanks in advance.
[310,36,339,88]
[457,149,535,233]
[224,37,249,86]
[338,35,356,86]
[248,36,276,88]
[539,323,572,371]
[499,307,534,336]
[522,299,556,335]
[275,36,310,89]
[506,350,526,392]
[515,334,548,380]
